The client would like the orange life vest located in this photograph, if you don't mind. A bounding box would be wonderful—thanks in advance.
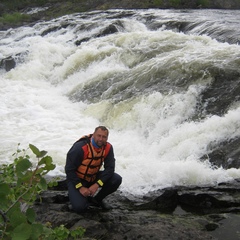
[76,135,111,182]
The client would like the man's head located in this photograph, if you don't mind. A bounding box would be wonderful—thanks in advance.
[92,126,109,147]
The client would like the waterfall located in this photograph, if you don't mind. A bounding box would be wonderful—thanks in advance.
[1,9,240,195]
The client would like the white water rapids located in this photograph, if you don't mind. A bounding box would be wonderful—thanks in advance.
[1,9,240,195]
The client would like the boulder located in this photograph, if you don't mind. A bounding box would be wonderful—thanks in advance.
[0,56,16,71]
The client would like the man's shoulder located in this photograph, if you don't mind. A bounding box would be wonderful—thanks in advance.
[74,139,88,147]
[68,139,88,154]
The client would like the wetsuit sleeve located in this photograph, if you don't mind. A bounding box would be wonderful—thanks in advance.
[96,145,115,186]
[65,141,84,189]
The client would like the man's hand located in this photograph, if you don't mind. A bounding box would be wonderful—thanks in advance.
[89,183,99,196]
[79,186,91,197]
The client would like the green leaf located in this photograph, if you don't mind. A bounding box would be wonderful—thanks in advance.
[38,177,48,190]
[38,156,56,174]
[8,206,27,228]
[39,150,48,158]
[45,156,53,165]
[48,180,58,188]
[29,223,44,240]
[26,208,36,223]
[70,226,86,238]
[54,225,70,238]
[35,168,44,174]
[11,223,32,240]
[29,144,40,157]
[0,183,11,197]
[17,170,33,186]
[16,158,32,176]
[21,191,34,202]
[39,155,52,166]
[48,163,56,171]
[29,144,48,158]
[0,183,11,207]
[38,157,46,166]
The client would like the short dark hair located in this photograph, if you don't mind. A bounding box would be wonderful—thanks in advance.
[94,126,109,135]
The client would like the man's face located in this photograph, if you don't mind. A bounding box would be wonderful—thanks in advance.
[93,129,108,147]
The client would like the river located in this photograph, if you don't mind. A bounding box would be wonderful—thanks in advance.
[1,9,240,195]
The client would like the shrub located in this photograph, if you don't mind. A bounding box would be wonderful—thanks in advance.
[0,144,85,240]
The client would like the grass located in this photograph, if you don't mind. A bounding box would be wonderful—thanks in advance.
[0,12,30,24]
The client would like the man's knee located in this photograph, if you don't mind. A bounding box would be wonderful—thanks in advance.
[67,182,89,213]
[112,173,122,188]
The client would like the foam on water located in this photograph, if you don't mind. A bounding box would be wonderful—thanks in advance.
[105,97,240,194]
[1,9,240,195]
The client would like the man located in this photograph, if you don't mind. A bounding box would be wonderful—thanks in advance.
[65,126,122,213]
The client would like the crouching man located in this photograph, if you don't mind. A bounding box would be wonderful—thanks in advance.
[65,126,122,213]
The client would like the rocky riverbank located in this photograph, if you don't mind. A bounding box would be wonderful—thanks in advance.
[33,179,240,240]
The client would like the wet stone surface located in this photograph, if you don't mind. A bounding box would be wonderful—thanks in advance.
[33,179,240,240]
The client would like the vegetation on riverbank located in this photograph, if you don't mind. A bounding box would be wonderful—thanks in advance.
[0,0,47,12]
[0,144,85,239]
[0,13,30,25]
[0,0,240,29]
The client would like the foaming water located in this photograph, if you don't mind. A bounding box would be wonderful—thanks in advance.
[107,103,240,194]
[1,9,240,195]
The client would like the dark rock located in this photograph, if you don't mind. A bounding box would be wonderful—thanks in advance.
[36,190,69,203]
[72,218,108,239]
[75,21,123,46]
[33,178,240,240]
[95,23,120,38]
[50,179,68,190]
[75,37,92,46]
[40,22,72,36]
[0,56,16,71]
[200,68,240,116]
[205,222,219,231]
[41,26,61,36]
[202,137,240,169]
[135,189,178,212]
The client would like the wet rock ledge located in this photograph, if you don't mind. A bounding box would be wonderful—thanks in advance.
[34,178,240,240]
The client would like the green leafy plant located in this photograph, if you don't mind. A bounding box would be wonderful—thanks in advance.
[0,13,30,24]
[0,144,85,240]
